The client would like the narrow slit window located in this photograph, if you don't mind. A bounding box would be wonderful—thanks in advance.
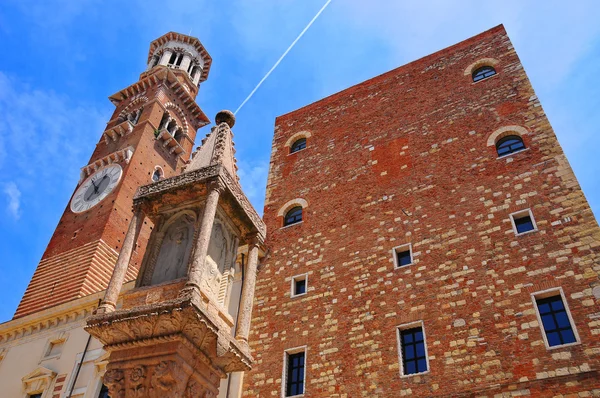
[284,206,303,226]
[496,135,525,156]
[472,65,496,82]
[399,326,428,375]
[535,295,577,347]
[286,351,305,396]
[290,138,307,154]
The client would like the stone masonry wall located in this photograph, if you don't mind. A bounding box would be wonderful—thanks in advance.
[245,25,600,397]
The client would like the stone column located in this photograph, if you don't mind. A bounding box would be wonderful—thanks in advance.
[181,54,192,72]
[97,206,144,314]
[185,180,224,292]
[235,235,260,343]
[193,67,202,85]
[160,49,173,66]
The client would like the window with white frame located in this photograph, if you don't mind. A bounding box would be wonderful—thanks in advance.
[392,243,413,268]
[509,209,537,235]
[532,289,579,349]
[282,346,306,397]
[397,322,429,376]
[291,274,308,298]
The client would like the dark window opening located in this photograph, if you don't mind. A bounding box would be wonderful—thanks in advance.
[294,278,306,295]
[29,395,42,398]
[168,52,177,65]
[152,169,162,182]
[400,327,428,375]
[174,129,183,143]
[290,138,307,154]
[286,352,305,396]
[396,249,412,267]
[496,135,525,156]
[176,53,183,66]
[98,384,110,398]
[536,295,576,347]
[513,213,535,234]
[284,206,303,226]
[472,65,497,82]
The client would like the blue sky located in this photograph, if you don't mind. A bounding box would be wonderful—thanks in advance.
[0,0,599,322]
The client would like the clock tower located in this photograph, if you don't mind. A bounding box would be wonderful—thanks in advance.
[15,32,212,318]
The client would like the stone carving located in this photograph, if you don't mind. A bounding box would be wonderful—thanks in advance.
[151,214,195,285]
[104,369,125,398]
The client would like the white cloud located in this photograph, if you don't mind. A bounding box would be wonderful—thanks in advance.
[236,159,269,215]
[3,182,21,219]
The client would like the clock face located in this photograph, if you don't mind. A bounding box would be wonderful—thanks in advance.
[70,164,123,213]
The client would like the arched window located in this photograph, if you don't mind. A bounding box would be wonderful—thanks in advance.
[496,135,525,156]
[290,138,307,154]
[284,206,303,226]
[152,167,163,182]
[168,52,177,66]
[472,66,496,82]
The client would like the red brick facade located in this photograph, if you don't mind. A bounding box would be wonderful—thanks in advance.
[245,25,600,396]
[15,54,210,318]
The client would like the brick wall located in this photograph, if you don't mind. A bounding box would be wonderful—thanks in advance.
[245,25,600,397]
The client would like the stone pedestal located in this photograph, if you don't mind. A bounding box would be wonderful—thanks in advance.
[86,289,251,398]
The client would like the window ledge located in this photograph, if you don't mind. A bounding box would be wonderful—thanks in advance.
[545,341,581,351]
[288,148,307,156]
[497,147,529,160]
[291,292,307,299]
[472,73,499,85]
[394,263,414,270]
[400,370,430,379]
[515,228,538,237]
[280,221,303,230]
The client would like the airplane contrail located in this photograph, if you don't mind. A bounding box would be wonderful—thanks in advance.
[234,0,333,115]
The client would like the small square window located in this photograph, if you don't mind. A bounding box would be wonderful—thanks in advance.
[509,209,537,236]
[291,274,308,298]
[533,290,579,349]
[392,244,413,268]
[397,322,429,376]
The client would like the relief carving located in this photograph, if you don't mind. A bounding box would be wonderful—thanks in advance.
[151,214,195,285]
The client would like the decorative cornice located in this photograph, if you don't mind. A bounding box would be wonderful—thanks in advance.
[80,146,134,181]
[0,281,135,346]
[133,165,266,239]
[108,68,209,130]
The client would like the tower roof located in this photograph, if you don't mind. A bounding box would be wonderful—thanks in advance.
[148,32,213,83]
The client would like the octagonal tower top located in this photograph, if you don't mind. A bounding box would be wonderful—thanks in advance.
[146,32,212,87]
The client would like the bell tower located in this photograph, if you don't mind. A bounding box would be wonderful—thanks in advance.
[15,32,212,318]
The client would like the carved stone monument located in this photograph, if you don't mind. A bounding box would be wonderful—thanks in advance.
[86,110,266,397]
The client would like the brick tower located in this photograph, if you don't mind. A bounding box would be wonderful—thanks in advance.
[245,25,600,396]
[15,32,212,318]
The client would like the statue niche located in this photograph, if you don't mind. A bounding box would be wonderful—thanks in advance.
[151,214,195,285]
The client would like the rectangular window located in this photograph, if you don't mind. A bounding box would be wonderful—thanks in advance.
[535,294,577,347]
[392,243,413,268]
[397,323,429,376]
[510,209,537,235]
[291,274,308,298]
[285,351,305,396]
